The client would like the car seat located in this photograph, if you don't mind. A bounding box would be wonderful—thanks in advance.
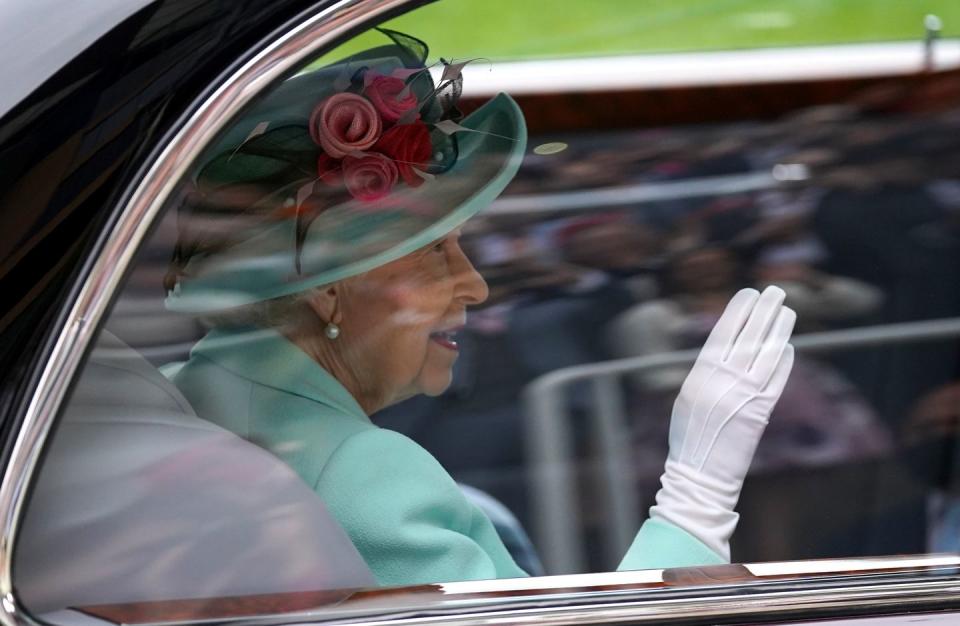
[14,331,374,615]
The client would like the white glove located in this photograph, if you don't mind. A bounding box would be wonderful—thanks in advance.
[650,286,796,560]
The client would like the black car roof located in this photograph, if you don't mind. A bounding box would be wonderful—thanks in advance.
[0,0,155,118]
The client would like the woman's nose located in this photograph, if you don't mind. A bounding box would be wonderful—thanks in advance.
[452,247,489,305]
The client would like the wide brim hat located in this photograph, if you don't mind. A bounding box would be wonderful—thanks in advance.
[166,30,526,313]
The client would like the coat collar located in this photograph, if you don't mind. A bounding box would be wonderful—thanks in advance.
[190,326,370,423]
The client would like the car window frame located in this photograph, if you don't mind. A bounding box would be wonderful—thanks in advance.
[59,556,960,626]
[3,1,960,625]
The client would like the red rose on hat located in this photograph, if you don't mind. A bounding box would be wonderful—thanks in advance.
[316,153,342,186]
[374,121,432,187]
[342,153,399,202]
[309,92,382,158]
[364,71,420,124]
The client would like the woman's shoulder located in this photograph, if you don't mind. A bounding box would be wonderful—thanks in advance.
[322,428,454,482]
[239,384,377,489]
[169,344,377,488]
[314,428,482,535]
[316,428,467,510]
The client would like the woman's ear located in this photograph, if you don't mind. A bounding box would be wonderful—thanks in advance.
[304,285,342,325]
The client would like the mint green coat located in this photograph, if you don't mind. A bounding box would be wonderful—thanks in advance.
[171,328,723,586]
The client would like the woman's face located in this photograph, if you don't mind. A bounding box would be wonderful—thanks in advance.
[334,230,488,409]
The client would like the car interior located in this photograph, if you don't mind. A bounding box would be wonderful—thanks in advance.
[15,331,374,617]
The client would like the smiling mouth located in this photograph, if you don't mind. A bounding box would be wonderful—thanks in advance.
[429,329,460,351]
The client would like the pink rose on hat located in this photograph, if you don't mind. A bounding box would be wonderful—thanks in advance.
[342,153,399,202]
[363,71,420,124]
[309,93,382,158]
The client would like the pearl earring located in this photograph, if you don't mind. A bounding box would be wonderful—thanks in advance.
[324,322,341,340]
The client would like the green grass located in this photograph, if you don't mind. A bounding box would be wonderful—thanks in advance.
[321,0,960,62]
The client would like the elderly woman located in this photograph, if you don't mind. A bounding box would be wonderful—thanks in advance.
[165,32,795,586]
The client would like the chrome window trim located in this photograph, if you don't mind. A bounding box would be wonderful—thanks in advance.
[249,576,960,626]
[65,562,960,626]
[1,2,960,626]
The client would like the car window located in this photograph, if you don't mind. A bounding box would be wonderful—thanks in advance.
[13,0,960,623]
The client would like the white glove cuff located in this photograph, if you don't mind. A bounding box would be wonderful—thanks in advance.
[649,459,741,561]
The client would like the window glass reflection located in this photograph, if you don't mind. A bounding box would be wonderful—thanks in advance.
[14,0,960,620]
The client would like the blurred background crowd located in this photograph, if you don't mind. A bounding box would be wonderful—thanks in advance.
[371,101,960,568]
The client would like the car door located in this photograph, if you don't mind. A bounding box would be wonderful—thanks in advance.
[2,1,960,625]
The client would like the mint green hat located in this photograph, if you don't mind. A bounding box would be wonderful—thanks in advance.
[165,30,526,313]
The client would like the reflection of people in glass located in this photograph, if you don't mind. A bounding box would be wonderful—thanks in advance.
[164,33,795,586]
[611,244,889,471]
[903,382,960,552]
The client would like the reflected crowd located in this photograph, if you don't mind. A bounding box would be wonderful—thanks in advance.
[376,103,960,566]
[112,96,960,571]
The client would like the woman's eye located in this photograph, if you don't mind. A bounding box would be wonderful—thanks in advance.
[431,241,446,253]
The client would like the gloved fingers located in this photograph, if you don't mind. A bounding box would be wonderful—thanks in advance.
[749,305,796,385]
[701,288,759,362]
[728,286,786,371]
[762,342,795,396]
